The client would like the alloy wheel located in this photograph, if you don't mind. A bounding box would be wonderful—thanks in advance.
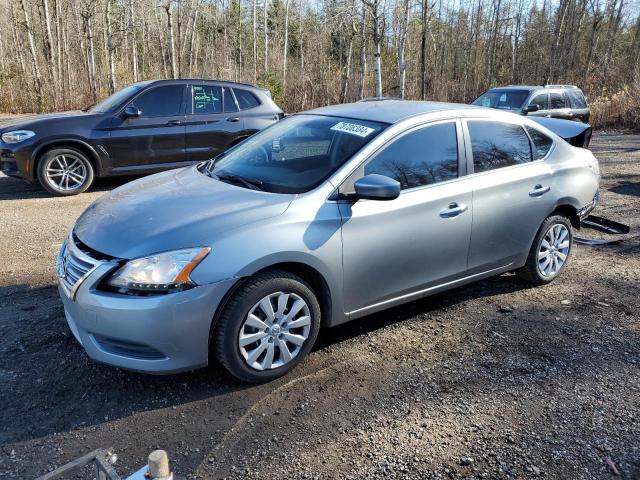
[238,291,312,371]
[537,223,570,277]
[45,154,87,192]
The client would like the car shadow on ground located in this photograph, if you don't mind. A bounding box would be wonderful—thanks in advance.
[0,274,533,446]
[609,181,640,197]
[0,173,138,200]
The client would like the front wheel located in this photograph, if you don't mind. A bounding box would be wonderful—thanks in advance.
[212,270,321,383]
[517,214,573,285]
[37,147,95,196]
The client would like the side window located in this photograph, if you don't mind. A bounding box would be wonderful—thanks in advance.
[567,89,587,108]
[468,120,532,173]
[529,93,548,109]
[234,89,260,109]
[223,88,238,112]
[132,85,183,117]
[549,92,567,109]
[525,126,554,159]
[364,122,458,190]
[192,85,222,114]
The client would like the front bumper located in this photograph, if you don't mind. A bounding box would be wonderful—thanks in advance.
[58,271,236,374]
[1,143,33,180]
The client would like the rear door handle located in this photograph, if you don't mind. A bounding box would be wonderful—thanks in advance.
[227,117,240,122]
[166,119,182,126]
[439,202,468,218]
[529,184,551,197]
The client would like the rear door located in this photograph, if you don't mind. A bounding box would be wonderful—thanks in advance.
[548,90,574,120]
[107,84,187,170]
[525,92,551,118]
[184,82,245,162]
[464,119,556,273]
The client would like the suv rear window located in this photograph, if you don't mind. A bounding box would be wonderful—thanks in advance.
[567,89,587,108]
[234,89,260,109]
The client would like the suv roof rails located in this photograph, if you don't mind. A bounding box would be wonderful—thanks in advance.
[544,84,579,89]
[150,78,264,90]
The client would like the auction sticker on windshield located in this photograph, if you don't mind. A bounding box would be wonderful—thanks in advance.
[330,122,375,138]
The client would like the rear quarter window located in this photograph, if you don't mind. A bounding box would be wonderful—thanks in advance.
[234,89,260,109]
[525,126,554,159]
[567,89,588,109]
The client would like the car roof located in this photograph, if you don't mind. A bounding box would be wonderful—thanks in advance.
[303,100,483,124]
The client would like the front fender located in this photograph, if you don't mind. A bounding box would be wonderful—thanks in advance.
[31,137,106,175]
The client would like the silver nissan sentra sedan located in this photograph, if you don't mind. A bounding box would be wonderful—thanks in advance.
[57,100,600,382]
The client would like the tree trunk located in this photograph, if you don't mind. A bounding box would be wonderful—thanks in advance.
[358,6,367,99]
[41,0,57,104]
[20,0,44,108]
[283,0,291,87]
[397,0,409,98]
[165,2,178,78]
[263,0,269,72]
[130,0,139,82]
[106,0,117,94]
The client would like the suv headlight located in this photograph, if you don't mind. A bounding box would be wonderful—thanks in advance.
[1,130,36,144]
[107,247,210,294]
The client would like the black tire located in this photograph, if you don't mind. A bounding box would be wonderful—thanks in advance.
[516,214,573,285]
[37,147,95,196]
[212,269,321,383]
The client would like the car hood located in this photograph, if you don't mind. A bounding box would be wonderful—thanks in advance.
[74,167,294,259]
[0,111,99,131]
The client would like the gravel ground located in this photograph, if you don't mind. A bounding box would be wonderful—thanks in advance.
[0,133,638,479]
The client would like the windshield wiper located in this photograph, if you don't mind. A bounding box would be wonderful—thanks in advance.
[212,172,264,191]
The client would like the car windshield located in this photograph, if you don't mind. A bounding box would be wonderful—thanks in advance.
[472,89,529,111]
[88,84,148,113]
[205,114,387,193]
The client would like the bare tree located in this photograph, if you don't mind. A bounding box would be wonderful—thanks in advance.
[362,0,386,97]
[164,1,177,78]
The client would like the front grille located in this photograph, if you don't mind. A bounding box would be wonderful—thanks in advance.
[57,233,103,297]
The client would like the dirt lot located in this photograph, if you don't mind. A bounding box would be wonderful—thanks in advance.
[0,133,638,479]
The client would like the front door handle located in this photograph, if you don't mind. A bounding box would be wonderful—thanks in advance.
[529,184,551,197]
[166,119,182,126]
[439,202,468,218]
[227,117,240,122]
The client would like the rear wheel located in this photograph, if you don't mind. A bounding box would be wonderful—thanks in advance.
[37,147,95,196]
[212,270,321,383]
[517,214,573,285]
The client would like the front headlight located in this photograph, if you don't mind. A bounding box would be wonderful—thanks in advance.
[107,247,210,294]
[1,130,36,144]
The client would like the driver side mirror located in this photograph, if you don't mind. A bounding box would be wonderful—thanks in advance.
[523,104,540,115]
[123,105,141,119]
[354,174,400,201]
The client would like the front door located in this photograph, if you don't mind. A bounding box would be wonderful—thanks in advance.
[339,120,473,315]
[106,84,187,170]
[184,83,245,162]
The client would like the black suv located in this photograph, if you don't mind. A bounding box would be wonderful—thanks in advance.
[472,85,590,123]
[0,79,283,195]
